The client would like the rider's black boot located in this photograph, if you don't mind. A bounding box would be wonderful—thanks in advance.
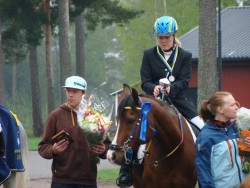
[116,166,133,187]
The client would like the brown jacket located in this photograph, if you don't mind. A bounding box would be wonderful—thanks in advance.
[38,104,111,185]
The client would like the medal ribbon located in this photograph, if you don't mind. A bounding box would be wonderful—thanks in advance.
[139,102,152,141]
[157,45,178,75]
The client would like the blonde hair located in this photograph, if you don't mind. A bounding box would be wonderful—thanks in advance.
[175,37,182,47]
[199,91,232,122]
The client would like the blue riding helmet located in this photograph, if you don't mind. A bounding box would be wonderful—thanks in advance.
[153,16,178,36]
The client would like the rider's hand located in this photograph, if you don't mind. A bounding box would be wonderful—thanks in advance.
[153,85,171,98]
[164,86,171,96]
[52,139,69,154]
[153,85,162,98]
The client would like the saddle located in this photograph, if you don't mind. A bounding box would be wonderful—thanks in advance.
[185,119,201,138]
[163,96,201,138]
[0,105,25,185]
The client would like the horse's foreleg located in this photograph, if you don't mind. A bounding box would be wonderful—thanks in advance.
[2,172,27,188]
[3,172,17,188]
[17,121,29,188]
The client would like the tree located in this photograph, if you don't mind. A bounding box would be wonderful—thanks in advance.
[71,0,143,91]
[0,0,45,136]
[44,0,55,113]
[58,0,71,103]
[75,13,85,77]
[236,0,250,5]
[0,26,5,104]
[71,0,96,78]
[197,0,217,108]
[0,22,27,105]
[29,44,43,136]
[20,0,44,136]
[1,29,27,101]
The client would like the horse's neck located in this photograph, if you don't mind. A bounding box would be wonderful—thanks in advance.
[153,106,183,150]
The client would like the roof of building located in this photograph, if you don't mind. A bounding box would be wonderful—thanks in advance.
[179,6,250,60]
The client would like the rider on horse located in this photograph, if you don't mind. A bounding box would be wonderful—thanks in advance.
[116,15,204,187]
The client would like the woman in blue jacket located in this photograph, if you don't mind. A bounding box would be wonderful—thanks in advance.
[196,91,250,188]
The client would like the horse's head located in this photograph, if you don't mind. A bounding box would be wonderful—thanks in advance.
[107,84,158,166]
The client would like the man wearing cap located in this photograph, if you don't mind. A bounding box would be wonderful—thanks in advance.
[38,76,111,188]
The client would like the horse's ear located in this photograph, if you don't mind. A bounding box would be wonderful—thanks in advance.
[131,88,140,106]
[122,84,132,97]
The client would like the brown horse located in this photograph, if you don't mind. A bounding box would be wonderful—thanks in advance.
[240,176,250,188]
[107,84,197,188]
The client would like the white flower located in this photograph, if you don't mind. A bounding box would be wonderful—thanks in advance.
[237,107,250,130]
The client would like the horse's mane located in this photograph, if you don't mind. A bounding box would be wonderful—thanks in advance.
[139,94,179,121]
[139,94,166,107]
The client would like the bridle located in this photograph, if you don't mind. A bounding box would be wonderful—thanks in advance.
[109,96,184,166]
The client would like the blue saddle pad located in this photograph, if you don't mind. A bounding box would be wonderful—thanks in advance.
[0,153,11,185]
[0,105,25,177]
[0,123,11,185]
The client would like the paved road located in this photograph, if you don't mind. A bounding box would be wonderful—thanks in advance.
[29,151,119,180]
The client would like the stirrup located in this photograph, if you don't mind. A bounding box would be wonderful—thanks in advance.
[116,168,133,187]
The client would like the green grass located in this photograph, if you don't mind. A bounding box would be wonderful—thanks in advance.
[97,169,119,181]
[28,137,42,151]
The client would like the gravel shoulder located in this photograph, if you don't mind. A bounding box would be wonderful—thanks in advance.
[28,178,121,188]
[27,151,121,187]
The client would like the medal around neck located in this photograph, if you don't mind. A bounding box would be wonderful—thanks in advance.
[169,75,175,82]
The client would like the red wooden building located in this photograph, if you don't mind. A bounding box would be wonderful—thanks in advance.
[180,6,250,108]
[189,61,250,108]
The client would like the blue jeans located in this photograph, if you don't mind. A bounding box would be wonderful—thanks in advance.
[51,182,97,188]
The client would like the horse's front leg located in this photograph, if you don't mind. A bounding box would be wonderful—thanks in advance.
[3,172,17,188]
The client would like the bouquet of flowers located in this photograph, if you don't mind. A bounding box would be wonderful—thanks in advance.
[237,107,250,131]
[77,95,112,146]
[236,107,250,173]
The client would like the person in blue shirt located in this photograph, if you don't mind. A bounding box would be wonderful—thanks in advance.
[195,91,250,188]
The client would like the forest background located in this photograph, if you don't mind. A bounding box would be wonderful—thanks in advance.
[0,0,249,137]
